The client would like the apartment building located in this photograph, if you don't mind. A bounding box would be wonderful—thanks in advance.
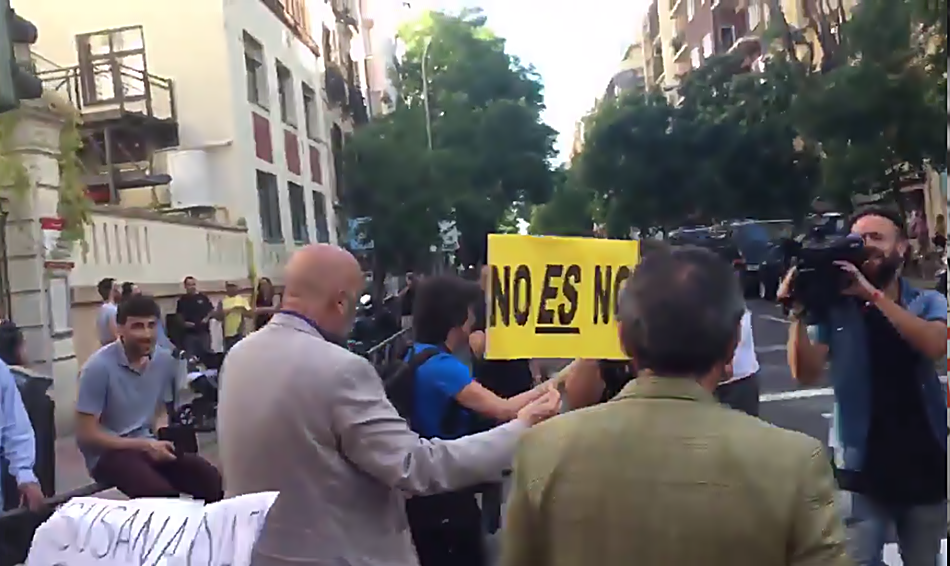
[603,42,648,103]
[23,0,371,279]
[359,0,407,117]
[641,0,749,97]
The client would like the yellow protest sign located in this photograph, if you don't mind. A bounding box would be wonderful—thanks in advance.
[485,234,640,360]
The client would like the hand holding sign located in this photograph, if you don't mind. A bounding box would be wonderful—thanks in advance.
[485,235,640,360]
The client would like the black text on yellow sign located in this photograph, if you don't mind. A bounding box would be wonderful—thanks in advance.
[484,235,640,360]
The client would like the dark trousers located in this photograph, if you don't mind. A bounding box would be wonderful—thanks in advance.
[408,492,485,566]
[223,334,242,353]
[481,482,503,534]
[714,373,761,417]
[183,332,211,359]
[91,448,223,502]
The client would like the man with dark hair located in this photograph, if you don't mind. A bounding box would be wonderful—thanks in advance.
[175,276,213,358]
[783,205,947,566]
[408,274,554,566]
[502,246,850,566]
[95,277,120,346]
[75,294,222,501]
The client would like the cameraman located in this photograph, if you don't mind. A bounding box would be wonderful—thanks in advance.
[780,206,947,566]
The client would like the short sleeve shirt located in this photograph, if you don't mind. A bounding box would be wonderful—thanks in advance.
[75,342,177,471]
[96,303,117,346]
[410,343,474,439]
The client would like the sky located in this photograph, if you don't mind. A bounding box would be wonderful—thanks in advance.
[420,0,651,161]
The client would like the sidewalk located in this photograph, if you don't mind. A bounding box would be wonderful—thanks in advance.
[53,432,220,499]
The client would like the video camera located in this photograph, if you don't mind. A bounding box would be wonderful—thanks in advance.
[784,234,867,318]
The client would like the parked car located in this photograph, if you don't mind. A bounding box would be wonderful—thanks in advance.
[670,225,752,293]
[726,220,795,298]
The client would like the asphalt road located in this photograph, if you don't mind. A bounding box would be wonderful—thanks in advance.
[750,299,837,447]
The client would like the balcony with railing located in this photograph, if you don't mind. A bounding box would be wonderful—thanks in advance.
[35,26,177,129]
[672,32,689,62]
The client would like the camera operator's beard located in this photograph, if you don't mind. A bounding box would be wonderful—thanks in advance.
[861,250,902,288]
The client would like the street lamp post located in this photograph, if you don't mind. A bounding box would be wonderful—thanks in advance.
[421,36,433,151]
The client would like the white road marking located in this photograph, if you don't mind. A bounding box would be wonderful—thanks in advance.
[760,387,835,402]
[759,314,791,324]
[755,345,787,354]
[762,376,946,403]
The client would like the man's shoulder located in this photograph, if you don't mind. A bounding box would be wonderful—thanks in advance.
[910,286,947,318]
[84,342,120,370]
[149,347,178,369]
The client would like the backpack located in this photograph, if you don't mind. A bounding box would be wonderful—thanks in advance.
[382,344,466,438]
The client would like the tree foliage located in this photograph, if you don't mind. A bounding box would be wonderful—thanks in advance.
[344,8,556,277]
[527,167,596,237]
[576,0,946,234]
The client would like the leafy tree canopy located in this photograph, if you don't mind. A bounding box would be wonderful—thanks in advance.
[528,167,596,237]
[577,0,945,235]
[343,9,557,275]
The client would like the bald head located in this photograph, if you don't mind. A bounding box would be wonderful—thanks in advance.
[282,244,363,336]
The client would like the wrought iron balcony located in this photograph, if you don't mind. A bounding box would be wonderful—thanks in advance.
[36,60,176,124]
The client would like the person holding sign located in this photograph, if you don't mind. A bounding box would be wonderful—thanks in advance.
[216,244,561,566]
[501,246,850,566]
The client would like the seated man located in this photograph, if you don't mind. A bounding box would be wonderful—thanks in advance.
[75,294,223,502]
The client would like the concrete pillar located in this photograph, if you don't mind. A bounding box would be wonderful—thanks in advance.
[2,100,79,434]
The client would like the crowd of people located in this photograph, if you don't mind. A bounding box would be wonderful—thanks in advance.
[0,204,945,566]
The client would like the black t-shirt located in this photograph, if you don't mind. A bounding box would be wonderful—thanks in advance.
[471,289,533,398]
[255,293,276,329]
[176,293,213,334]
[856,303,945,505]
[401,285,416,317]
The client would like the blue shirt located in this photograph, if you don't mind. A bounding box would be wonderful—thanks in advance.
[811,279,947,472]
[76,342,176,471]
[0,359,37,503]
[408,343,474,439]
[155,318,174,352]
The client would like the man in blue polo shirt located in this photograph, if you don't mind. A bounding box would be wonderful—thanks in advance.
[782,206,947,566]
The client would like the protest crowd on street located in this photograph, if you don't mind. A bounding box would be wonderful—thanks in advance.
[1,207,947,566]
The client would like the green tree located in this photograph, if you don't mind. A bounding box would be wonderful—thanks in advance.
[528,167,596,237]
[577,90,691,236]
[578,55,818,235]
[342,105,445,289]
[397,9,557,265]
[792,0,947,210]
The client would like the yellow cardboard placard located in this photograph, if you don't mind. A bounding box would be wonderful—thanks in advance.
[485,234,640,360]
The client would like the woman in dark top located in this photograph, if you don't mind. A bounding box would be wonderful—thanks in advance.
[0,319,25,367]
[253,277,279,330]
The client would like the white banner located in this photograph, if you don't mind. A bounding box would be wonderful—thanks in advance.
[26,492,278,566]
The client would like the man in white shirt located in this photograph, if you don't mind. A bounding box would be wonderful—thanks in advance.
[715,309,760,416]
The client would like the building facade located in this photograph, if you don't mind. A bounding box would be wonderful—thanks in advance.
[603,42,648,103]
[23,0,371,280]
[359,0,406,117]
[642,0,750,97]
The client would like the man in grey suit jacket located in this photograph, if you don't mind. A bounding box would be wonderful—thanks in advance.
[217,244,561,566]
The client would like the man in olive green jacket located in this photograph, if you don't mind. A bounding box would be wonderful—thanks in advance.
[501,246,852,566]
